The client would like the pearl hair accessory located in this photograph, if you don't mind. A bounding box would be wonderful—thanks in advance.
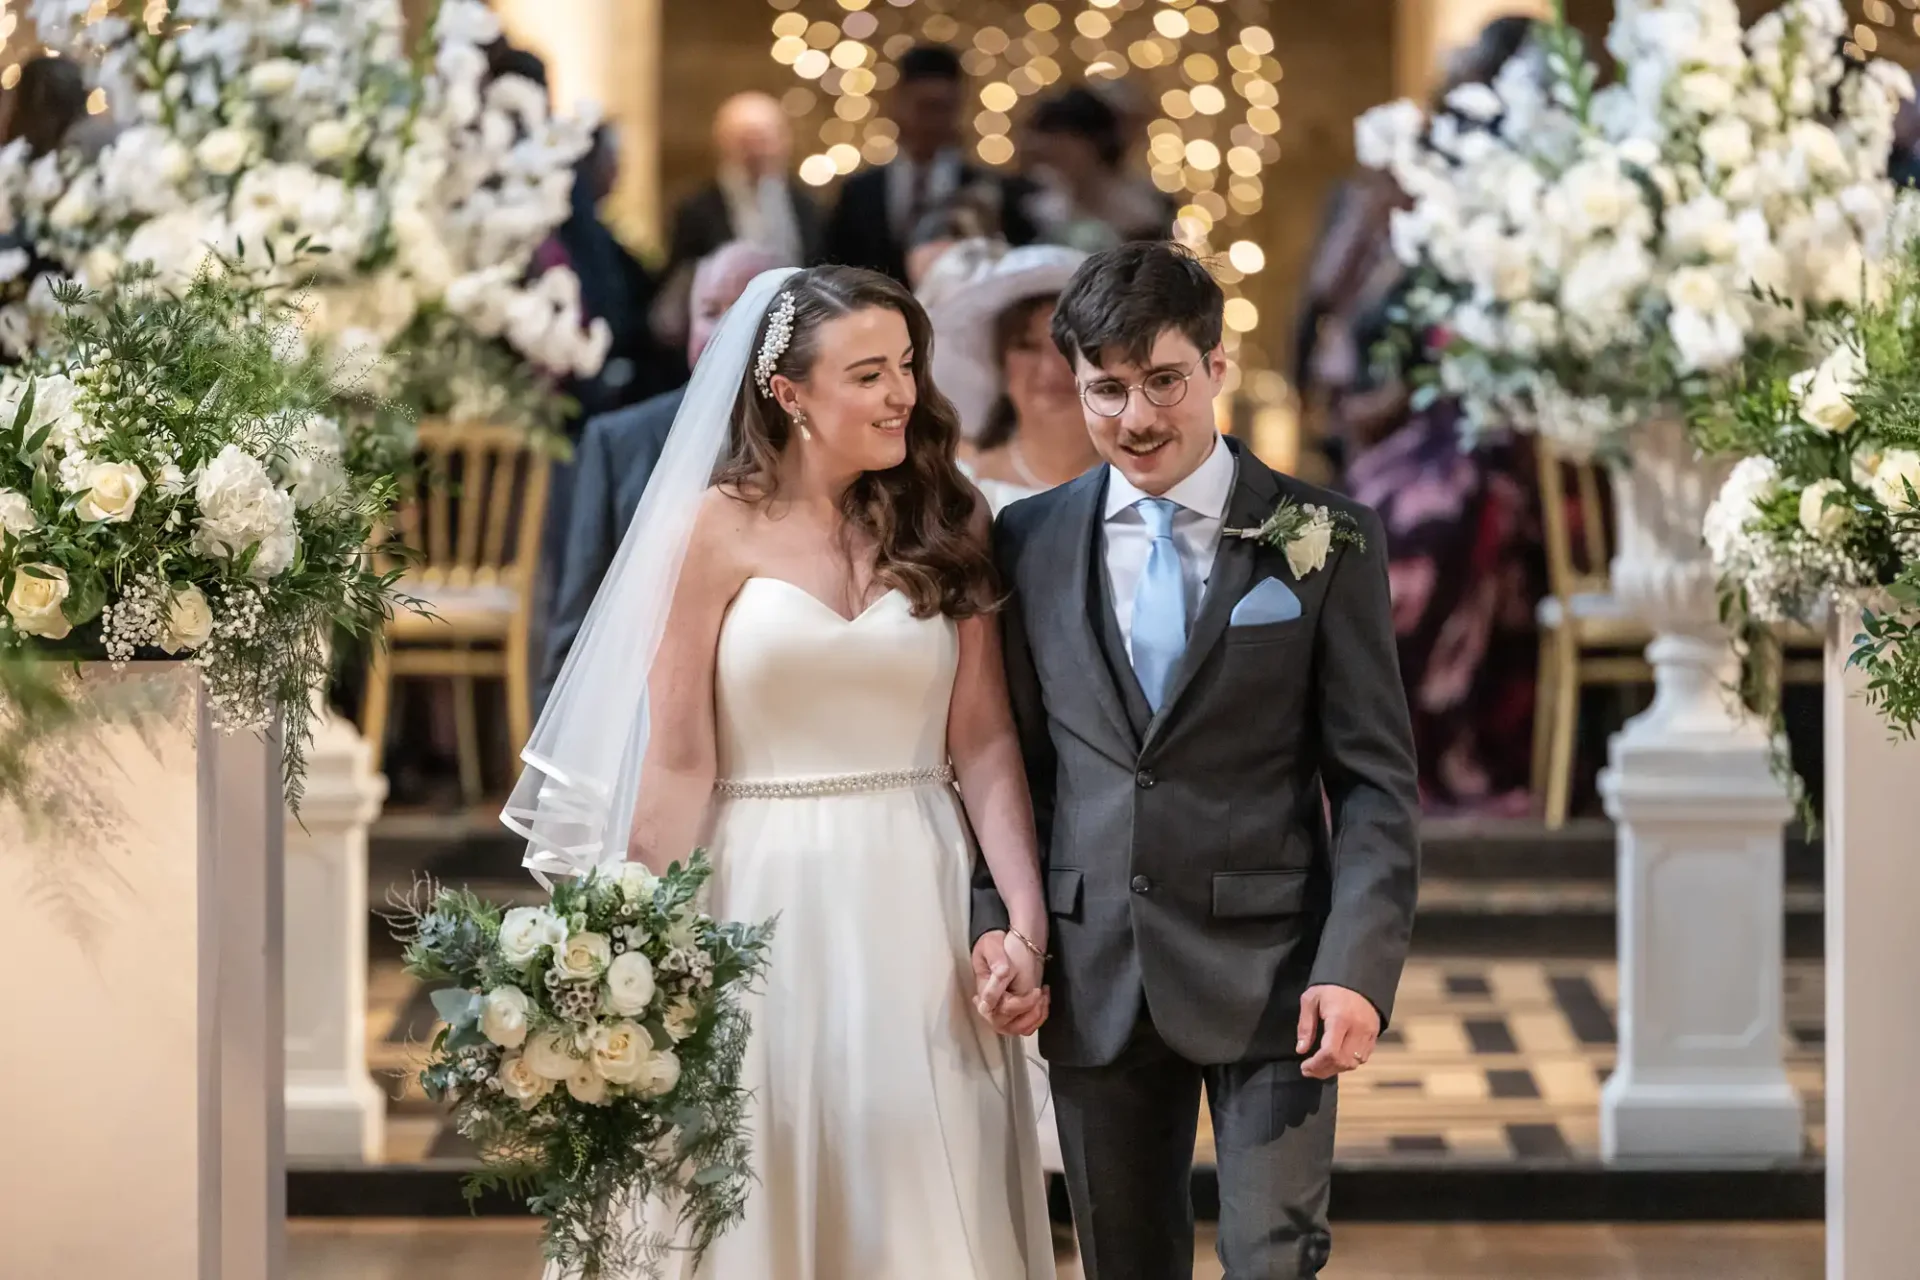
[753,290,798,395]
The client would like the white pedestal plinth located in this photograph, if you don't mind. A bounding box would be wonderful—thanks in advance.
[284,711,387,1162]
[0,665,285,1280]
[1825,607,1920,1277]
[1598,419,1802,1161]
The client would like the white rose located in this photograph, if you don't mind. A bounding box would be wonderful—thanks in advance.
[1872,450,1920,512]
[157,463,188,497]
[6,563,70,639]
[1665,266,1724,316]
[1668,306,1745,373]
[497,1054,553,1110]
[554,931,612,983]
[662,995,701,1044]
[590,1019,654,1086]
[1798,478,1850,540]
[1793,346,1865,434]
[0,373,82,452]
[0,488,36,538]
[74,460,146,523]
[195,128,252,177]
[305,120,356,164]
[1677,71,1736,116]
[566,1066,611,1106]
[1852,445,1885,491]
[1285,511,1335,579]
[247,59,301,96]
[49,179,97,231]
[642,1048,682,1098]
[602,950,657,1017]
[480,986,533,1049]
[522,1027,581,1081]
[159,585,213,654]
[1699,117,1754,171]
[498,905,568,966]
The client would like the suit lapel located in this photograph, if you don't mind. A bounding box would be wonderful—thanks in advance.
[1141,443,1280,754]
[1041,471,1140,760]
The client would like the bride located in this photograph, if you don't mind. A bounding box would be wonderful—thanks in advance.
[505,265,1057,1279]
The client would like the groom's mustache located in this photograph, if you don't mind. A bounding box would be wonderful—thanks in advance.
[1116,432,1174,451]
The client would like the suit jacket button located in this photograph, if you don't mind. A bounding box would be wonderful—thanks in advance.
[1135,769,1156,789]
[1130,875,1152,894]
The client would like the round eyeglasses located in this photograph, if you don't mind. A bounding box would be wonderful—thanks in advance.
[1078,359,1199,418]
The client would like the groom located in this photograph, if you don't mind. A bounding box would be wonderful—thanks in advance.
[972,242,1419,1279]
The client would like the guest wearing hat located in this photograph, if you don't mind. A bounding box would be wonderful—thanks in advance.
[923,242,1095,515]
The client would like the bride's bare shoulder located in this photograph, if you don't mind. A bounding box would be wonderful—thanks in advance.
[681,487,756,581]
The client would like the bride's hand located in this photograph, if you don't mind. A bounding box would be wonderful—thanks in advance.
[971,931,1050,1036]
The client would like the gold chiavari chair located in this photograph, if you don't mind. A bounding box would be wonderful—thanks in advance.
[1532,443,1654,829]
[361,422,550,804]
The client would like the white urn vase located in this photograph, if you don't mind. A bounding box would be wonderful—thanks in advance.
[1596,415,1802,1161]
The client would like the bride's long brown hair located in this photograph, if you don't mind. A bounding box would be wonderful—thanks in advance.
[715,265,998,619]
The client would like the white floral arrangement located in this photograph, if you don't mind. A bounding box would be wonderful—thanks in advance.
[0,264,415,806]
[1695,216,1920,739]
[1,0,608,439]
[397,852,773,1280]
[1358,0,1911,458]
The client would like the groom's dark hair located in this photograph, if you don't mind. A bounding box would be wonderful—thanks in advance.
[1050,241,1224,370]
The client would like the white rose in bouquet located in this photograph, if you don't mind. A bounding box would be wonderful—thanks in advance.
[248,58,301,96]
[523,1027,581,1081]
[195,128,253,177]
[481,986,533,1049]
[1698,116,1755,172]
[498,905,568,965]
[1871,449,1920,512]
[1793,345,1865,433]
[497,1054,552,1109]
[6,563,70,639]
[590,1019,654,1086]
[192,445,299,578]
[305,120,357,164]
[566,1066,611,1106]
[618,862,658,906]
[554,931,612,983]
[1799,477,1851,540]
[641,1048,682,1098]
[159,585,214,654]
[0,487,37,537]
[602,951,656,1017]
[1,373,83,452]
[74,460,146,523]
[48,176,98,231]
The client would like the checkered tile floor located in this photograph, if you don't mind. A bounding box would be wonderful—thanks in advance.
[365,957,1828,1165]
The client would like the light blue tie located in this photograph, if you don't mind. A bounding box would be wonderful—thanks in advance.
[1130,497,1188,712]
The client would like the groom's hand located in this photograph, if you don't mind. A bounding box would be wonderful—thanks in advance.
[1298,985,1380,1079]
[971,932,1050,1036]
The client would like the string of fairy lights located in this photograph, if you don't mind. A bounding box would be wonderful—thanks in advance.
[1848,0,1920,59]
[768,0,1282,372]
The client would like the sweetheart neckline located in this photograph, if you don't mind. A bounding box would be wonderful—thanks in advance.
[739,576,907,625]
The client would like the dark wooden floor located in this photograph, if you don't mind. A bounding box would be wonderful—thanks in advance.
[289,1220,1824,1279]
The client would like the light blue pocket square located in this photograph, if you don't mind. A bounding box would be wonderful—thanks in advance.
[1230,577,1302,626]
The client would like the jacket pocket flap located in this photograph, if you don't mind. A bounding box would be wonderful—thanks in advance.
[1212,869,1307,919]
[1047,866,1083,916]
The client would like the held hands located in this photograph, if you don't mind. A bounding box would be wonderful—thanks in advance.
[1298,984,1380,1079]
[971,930,1050,1037]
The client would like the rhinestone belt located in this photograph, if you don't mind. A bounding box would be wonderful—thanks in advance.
[712,764,955,799]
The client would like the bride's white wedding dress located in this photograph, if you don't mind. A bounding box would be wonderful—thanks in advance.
[660,574,1054,1280]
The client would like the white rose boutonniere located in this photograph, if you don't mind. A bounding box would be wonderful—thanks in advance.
[1224,498,1365,580]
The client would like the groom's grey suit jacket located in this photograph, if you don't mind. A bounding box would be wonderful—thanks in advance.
[973,438,1420,1070]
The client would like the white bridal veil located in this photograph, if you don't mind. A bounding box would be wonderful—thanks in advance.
[502,267,803,882]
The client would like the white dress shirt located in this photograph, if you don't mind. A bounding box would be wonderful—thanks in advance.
[886,150,964,240]
[1102,433,1234,663]
[717,166,804,266]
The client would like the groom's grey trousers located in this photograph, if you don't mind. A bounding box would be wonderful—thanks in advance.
[974,443,1420,1280]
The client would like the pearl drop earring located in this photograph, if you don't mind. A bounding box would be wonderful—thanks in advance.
[793,409,812,442]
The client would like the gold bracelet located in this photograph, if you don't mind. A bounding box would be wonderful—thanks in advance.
[1007,927,1051,962]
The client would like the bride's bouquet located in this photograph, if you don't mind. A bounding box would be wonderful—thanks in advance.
[397,852,774,1280]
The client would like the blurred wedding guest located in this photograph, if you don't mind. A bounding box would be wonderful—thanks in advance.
[1892,91,1920,188]
[1295,14,1543,815]
[903,187,1011,289]
[923,242,1093,513]
[0,55,100,158]
[537,241,787,708]
[653,92,821,355]
[1020,87,1173,252]
[535,124,680,420]
[825,44,1036,283]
